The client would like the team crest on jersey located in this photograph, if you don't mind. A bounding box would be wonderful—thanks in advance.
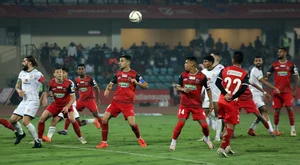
[287,66,290,70]
[196,79,200,83]
[183,78,188,81]
[122,74,128,78]
[30,75,33,78]
[24,79,28,82]
[63,88,66,92]
[85,82,88,85]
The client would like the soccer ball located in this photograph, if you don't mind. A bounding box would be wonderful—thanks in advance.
[129,10,142,23]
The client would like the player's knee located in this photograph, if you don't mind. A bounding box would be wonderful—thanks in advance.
[102,119,108,124]
[201,122,208,129]
[22,120,29,126]
[286,106,293,111]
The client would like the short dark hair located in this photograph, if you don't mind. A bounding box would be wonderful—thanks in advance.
[254,55,262,59]
[62,66,69,73]
[54,66,62,71]
[279,47,288,53]
[211,51,221,57]
[25,56,38,67]
[77,64,85,68]
[186,56,197,64]
[120,55,132,61]
[203,55,215,64]
[233,51,244,64]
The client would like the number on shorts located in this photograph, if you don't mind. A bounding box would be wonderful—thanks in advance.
[178,109,185,115]
[224,77,242,95]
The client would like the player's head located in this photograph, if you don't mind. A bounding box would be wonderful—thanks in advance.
[232,51,244,65]
[119,55,131,70]
[77,64,86,76]
[53,66,63,81]
[278,47,288,60]
[22,55,38,71]
[62,66,69,79]
[203,55,215,69]
[210,52,221,63]
[184,57,197,71]
[254,55,263,68]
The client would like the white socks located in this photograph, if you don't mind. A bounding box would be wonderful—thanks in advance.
[26,123,38,141]
[267,120,274,132]
[85,119,94,124]
[13,122,24,135]
[274,125,279,131]
[47,126,56,139]
[250,119,260,130]
[171,139,176,146]
[291,125,295,132]
[215,119,222,138]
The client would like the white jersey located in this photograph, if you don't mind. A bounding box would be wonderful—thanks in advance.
[202,64,224,102]
[249,67,263,95]
[18,69,44,101]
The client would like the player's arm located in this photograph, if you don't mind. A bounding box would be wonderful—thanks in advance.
[91,78,101,105]
[104,75,117,96]
[265,65,274,80]
[62,83,76,113]
[15,78,24,97]
[215,69,227,95]
[38,75,48,107]
[292,64,299,97]
[176,74,189,93]
[231,74,250,100]
[258,77,280,93]
[203,76,213,112]
[134,74,148,89]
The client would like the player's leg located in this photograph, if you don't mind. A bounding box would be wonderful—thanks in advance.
[218,123,235,158]
[44,116,63,142]
[283,92,296,136]
[127,116,147,147]
[38,108,56,142]
[57,112,70,135]
[248,95,264,136]
[213,102,222,141]
[0,118,15,132]
[197,119,214,149]
[68,111,87,144]
[273,93,284,135]
[86,100,102,129]
[10,114,25,144]
[198,107,210,142]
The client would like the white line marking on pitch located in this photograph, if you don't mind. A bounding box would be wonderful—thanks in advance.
[53,145,215,165]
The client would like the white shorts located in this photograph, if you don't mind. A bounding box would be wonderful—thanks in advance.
[202,95,220,108]
[13,100,40,118]
[58,104,80,119]
[253,93,265,109]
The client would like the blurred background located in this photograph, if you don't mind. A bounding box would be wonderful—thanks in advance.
[1,0,300,108]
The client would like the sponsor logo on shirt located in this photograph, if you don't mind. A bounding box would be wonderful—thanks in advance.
[189,76,195,80]
[184,84,197,90]
[57,86,63,89]
[54,93,65,98]
[277,71,288,76]
[118,82,130,88]
[80,81,85,84]
[280,65,286,68]
[227,70,243,77]
[80,87,88,92]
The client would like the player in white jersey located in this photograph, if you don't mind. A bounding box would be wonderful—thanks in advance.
[247,56,280,136]
[201,53,224,141]
[9,56,48,148]
[42,67,96,143]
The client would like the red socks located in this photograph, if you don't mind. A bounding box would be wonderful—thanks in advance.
[64,118,71,130]
[38,121,45,139]
[274,111,280,125]
[102,123,108,141]
[220,128,233,149]
[72,121,82,138]
[131,124,140,138]
[97,117,103,127]
[288,110,295,126]
[172,121,185,140]
[200,122,209,137]
[0,118,15,132]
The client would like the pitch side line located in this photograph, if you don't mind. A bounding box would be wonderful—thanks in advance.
[53,145,215,165]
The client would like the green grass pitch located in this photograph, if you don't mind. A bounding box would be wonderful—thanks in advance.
[0,114,300,165]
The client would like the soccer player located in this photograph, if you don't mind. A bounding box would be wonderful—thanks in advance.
[247,56,280,136]
[265,47,299,136]
[8,56,47,148]
[201,53,224,141]
[57,64,102,135]
[215,51,249,158]
[43,67,97,142]
[96,55,148,149]
[37,67,86,146]
[169,56,214,151]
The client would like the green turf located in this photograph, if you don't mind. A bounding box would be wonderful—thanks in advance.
[0,114,300,165]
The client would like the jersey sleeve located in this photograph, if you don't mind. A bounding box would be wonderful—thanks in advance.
[267,64,274,74]
[202,76,210,90]
[18,71,22,79]
[291,64,299,75]
[68,81,75,94]
[110,74,117,84]
[135,74,145,83]
[90,77,98,87]
[232,73,250,100]
[36,71,45,83]
[215,69,227,95]
[252,68,263,81]
[178,74,183,86]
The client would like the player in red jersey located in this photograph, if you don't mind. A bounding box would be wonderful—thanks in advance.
[96,55,148,149]
[215,51,250,158]
[37,67,86,147]
[169,56,214,151]
[265,47,299,136]
[0,118,15,134]
[57,64,101,135]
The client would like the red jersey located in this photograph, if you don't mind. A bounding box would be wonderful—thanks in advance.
[218,66,249,98]
[178,70,209,108]
[49,78,75,107]
[75,75,97,101]
[267,61,298,93]
[111,69,144,104]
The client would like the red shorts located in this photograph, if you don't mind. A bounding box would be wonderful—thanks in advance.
[46,103,74,117]
[239,100,260,114]
[218,96,240,125]
[106,100,134,119]
[177,106,206,121]
[273,92,293,109]
[76,99,98,112]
